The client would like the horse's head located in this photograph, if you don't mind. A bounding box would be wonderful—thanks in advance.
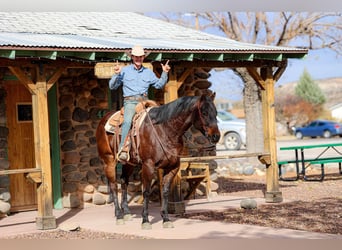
[192,93,220,144]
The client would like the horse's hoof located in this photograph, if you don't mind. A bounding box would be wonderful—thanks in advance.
[116,219,125,225]
[141,222,152,230]
[163,221,174,229]
[123,214,132,221]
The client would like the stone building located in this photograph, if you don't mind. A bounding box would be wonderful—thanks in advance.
[0,12,306,228]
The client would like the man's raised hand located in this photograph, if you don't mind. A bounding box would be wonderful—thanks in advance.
[113,60,121,74]
[161,60,171,73]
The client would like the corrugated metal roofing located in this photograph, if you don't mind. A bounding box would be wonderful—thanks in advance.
[0,12,307,60]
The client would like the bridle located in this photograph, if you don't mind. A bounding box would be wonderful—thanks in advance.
[196,99,210,137]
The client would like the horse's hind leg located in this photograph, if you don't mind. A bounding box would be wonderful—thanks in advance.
[103,155,125,225]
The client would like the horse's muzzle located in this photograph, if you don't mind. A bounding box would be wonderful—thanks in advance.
[205,127,220,144]
[208,133,220,144]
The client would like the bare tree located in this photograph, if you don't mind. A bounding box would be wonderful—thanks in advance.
[147,12,342,152]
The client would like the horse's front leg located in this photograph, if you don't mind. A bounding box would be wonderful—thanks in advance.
[108,181,125,225]
[160,168,178,228]
[120,164,134,221]
[141,163,154,230]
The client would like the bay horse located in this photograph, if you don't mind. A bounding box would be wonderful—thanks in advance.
[96,94,220,229]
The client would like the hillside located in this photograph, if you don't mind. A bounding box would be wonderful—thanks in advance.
[275,77,342,108]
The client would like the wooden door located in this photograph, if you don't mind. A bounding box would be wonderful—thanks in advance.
[5,82,37,212]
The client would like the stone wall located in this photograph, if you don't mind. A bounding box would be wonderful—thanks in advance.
[57,70,112,207]
[0,83,11,215]
[0,66,219,212]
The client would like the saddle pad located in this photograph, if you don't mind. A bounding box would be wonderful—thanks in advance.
[135,107,154,131]
[104,107,154,134]
[104,110,121,134]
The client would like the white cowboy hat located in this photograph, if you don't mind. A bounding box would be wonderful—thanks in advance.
[130,45,146,56]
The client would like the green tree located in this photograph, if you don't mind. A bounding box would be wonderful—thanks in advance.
[295,69,326,105]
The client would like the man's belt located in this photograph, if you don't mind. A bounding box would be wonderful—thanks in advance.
[124,94,148,101]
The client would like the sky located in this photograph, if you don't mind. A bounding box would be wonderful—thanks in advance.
[209,48,342,101]
[143,12,342,100]
[200,17,342,101]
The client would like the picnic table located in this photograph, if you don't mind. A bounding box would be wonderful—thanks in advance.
[278,142,342,181]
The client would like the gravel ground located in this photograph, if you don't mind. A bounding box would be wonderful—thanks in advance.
[2,229,151,239]
[184,170,342,235]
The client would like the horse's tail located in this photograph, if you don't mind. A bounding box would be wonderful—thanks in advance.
[96,111,116,160]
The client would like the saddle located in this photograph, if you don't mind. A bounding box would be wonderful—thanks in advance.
[104,100,158,163]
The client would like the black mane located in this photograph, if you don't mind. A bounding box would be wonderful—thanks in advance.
[148,96,199,124]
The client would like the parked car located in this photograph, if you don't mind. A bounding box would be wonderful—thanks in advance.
[292,119,342,139]
[216,110,246,150]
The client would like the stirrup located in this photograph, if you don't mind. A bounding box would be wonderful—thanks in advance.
[117,150,129,162]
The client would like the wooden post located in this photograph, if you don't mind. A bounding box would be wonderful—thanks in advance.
[261,67,283,203]
[32,68,56,229]
[8,65,56,229]
[164,70,178,103]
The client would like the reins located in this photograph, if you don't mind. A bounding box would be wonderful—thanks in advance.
[144,107,179,160]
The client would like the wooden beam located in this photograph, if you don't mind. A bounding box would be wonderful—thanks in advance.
[273,61,288,82]
[246,67,266,90]
[47,67,66,91]
[8,66,36,94]
[175,59,287,69]
[180,152,269,162]
[0,168,41,176]
[177,67,192,90]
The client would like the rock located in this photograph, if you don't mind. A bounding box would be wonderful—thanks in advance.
[97,185,110,194]
[61,140,77,152]
[0,159,9,170]
[83,184,95,193]
[83,193,92,202]
[210,180,219,191]
[93,193,106,205]
[243,165,255,175]
[0,176,9,188]
[0,200,11,214]
[255,168,266,176]
[59,222,80,231]
[72,107,89,122]
[0,191,10,202]
[240,198,257,209]
[63,182,78,193]
[86,171,98,184]
[63,193,80,208]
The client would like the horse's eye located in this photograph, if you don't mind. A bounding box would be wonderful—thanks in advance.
[202,111,208,117]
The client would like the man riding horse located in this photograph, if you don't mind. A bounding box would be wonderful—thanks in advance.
[108,45,171,162]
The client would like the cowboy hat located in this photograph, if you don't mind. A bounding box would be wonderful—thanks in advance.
[130,45,146,56]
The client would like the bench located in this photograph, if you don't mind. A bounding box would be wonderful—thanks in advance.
[178,161,211,200]
[177,152,269,200]
[278,157,342,181]
[278,142,342,181]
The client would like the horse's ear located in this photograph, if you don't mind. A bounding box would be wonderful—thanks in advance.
[209,92,216,101]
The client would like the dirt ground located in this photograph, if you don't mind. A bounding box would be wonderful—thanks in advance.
[184,171,342,235]
[2,169,341,239]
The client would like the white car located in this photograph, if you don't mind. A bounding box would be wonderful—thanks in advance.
[216,110,246,150]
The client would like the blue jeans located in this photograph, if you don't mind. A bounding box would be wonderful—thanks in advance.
[119,99,139,150]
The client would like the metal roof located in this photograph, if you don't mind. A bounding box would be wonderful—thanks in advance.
[0,12,307,62]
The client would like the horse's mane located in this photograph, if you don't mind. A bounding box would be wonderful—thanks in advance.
[149,96,199,124]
